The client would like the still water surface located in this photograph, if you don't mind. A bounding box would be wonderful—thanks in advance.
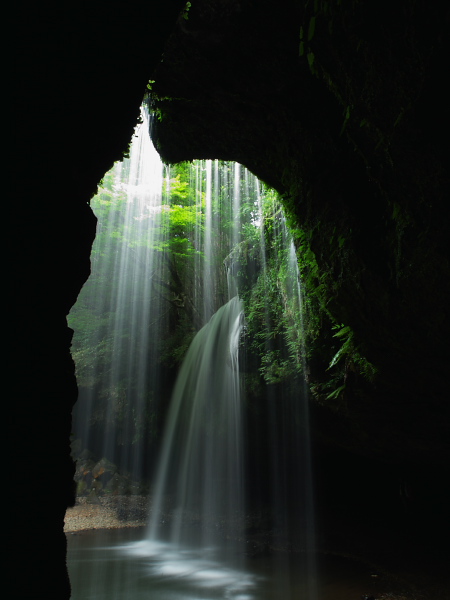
[67,529,376,600]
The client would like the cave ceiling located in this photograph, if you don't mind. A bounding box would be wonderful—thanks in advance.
[148,0,450,465]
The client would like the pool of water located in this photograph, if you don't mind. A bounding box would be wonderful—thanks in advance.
[67,529,378,600]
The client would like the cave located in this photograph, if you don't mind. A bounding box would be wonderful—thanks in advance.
[11,1,449,598]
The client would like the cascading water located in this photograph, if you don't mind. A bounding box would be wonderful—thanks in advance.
[69,108,167,496]
[140,160,250,594]
[239,197,318,600]
[67,112,322,599]
[274,218,317,600]
[148,295,245,548]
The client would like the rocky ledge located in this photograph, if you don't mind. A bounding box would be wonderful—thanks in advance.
[64,495,148,533]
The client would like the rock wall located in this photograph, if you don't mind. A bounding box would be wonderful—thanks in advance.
[148,0,450,580]
[148,0,450,465]
[11,2,183,597]
[10,0,449,596]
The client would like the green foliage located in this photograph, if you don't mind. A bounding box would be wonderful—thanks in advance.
[181,1,191,20]
[70,148,380,457]
[307,16,316,41]
[340,104,353,136]
[71,156,267,427]
[241,191,310,386]
[328,323,352,369]
[241,182,379,405]
[308,320,378,404]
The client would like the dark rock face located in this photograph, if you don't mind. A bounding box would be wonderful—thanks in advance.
[149,0,450,465]
[10,0,449,596]
[11,2,183,597]
[148,0,450,580]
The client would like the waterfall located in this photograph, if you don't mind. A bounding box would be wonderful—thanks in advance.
[148,159,248,555]
[246,200,318,599]
[148,296,244,553]
[68,111,317,599]
[70,109,167,494]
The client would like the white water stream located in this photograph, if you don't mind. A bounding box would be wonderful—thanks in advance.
[68,110,319,599]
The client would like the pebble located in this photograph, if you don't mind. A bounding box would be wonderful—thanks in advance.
[64,495,148,532]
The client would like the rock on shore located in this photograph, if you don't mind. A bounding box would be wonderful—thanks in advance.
[64,495,148,532]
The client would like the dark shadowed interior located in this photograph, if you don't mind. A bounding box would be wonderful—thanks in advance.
[11,1,449,598]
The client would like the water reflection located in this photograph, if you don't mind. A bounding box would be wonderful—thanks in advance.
[67,529,375,600]
[68,530,259,600]
[120,539,257,598]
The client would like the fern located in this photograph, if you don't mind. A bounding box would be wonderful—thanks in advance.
[326,384,346,400]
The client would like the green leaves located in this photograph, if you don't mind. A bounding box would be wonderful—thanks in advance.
[332,323,352,338]
[340,104,352,135]
[327,322,378,389]
[307,16,316,41]
[328,324,353,369]
[326,384,346,400]
[182,1,191,20]
[164,173,190,202]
